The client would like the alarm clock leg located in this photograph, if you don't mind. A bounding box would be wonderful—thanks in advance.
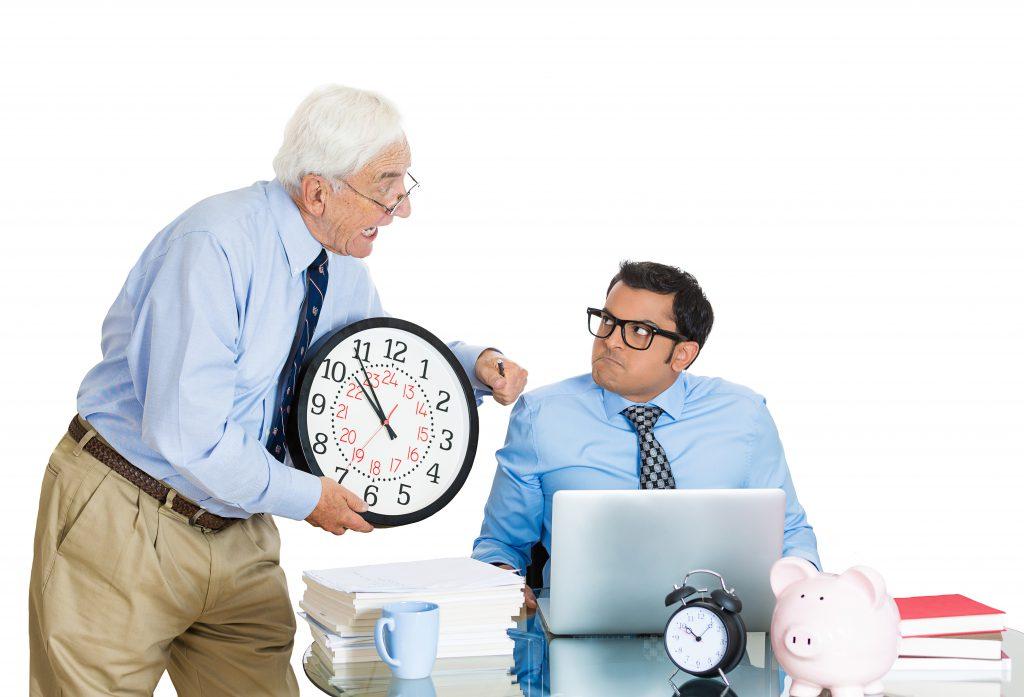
[668,669,683,696]
[717,668,732,687]
[788,679,824,697]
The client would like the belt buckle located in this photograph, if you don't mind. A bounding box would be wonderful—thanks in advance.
[188,507,210,529]
[162,490,215,533]
[188,506,221,533]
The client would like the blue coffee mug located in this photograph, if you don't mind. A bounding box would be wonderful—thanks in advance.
[374,601,440,680]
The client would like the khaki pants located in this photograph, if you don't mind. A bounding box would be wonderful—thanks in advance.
[29,424,299,696]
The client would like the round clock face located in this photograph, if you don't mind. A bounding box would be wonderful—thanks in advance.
[665,605,730,674]
[288,317,479,527]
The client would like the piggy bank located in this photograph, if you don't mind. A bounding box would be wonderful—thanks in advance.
[769,557,900,697]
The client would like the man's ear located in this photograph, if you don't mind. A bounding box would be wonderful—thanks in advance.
[669,341,700,372]
[298,174,328,216]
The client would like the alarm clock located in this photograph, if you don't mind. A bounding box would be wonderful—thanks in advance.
[287,317,479,527]
[664,569,747,690]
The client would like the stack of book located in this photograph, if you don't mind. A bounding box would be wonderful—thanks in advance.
[299,557,525,695]
[883,594,1011,695]
[302,639,522,697]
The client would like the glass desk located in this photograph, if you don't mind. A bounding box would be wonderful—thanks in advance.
[304,610,1022,697]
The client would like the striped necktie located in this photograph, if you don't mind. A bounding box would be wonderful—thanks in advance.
[266,248,329,463]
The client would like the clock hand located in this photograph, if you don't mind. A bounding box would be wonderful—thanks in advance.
[353,379,398,441]
[355,356,397,440]
[354,356,385,413]
[698,623,712,637]
[378,400,398,441]
[684,625,699,640]
[360,403,400,451]
[353,377,385,420]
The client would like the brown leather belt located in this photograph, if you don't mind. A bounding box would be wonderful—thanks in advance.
[68,416,238,532]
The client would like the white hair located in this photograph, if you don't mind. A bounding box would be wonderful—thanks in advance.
[272,85,404,192]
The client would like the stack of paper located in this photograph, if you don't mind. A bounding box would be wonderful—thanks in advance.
[299,557,524,693]
[303,623,522,696]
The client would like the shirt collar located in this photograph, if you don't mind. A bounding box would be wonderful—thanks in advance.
[601,371,689,424]
[267,179,324,276]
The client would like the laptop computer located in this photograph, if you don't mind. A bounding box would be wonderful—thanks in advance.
[537,489,785,635]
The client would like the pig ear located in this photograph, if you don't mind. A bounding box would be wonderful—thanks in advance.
[839,566,888,608]
[770,556,818,598]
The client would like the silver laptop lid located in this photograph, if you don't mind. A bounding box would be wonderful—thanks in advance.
[546,489,784,635]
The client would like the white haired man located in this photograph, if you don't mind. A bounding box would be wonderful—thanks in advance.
[28,85,528,696]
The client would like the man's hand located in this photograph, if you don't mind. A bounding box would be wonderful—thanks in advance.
[475,349,528,406]
[497,563,537,609]
[305,477,375,535]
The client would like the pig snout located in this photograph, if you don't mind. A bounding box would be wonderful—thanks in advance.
[782,624,821,658]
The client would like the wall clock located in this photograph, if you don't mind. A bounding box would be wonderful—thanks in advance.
[288,317,479,527]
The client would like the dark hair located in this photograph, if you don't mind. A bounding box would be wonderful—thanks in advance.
[607,261,714,348]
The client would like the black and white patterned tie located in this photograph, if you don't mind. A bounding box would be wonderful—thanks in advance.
[622,405,676,490]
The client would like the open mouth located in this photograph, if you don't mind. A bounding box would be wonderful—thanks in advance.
[361,227,378,240]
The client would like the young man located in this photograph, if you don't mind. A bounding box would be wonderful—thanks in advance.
[472,261,819,607]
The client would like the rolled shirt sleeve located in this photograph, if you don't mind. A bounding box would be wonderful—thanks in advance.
[746,401,821,570]
[446,342,497,402]
[126,231,322,520]
[471,397,545,571]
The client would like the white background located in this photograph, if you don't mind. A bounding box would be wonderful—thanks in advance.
[2,1,1022,693]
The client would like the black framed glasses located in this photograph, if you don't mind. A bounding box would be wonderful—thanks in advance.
[586,307,687,351]
[342,171,420,216]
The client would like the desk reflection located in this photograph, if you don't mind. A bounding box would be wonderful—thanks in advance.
[511,613,783,697]
[386,678,436,697]
[304,619,1022,696]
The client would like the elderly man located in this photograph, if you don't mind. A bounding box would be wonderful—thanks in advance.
[29,85,527,696]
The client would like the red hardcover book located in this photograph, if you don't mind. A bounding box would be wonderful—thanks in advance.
[895,595,1008,638]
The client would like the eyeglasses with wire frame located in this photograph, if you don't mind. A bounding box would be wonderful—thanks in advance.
[586,307,687,351]
[342,171,420,216]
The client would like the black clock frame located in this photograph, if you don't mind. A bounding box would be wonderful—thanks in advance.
[663,597,747,679]
[286,316,480,528]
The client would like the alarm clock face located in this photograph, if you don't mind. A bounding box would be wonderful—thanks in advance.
[289,317,479,527]
[665,605,730,674]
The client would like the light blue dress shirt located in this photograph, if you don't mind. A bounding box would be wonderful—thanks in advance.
[471,372,821,579]
[78,180,490,521]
